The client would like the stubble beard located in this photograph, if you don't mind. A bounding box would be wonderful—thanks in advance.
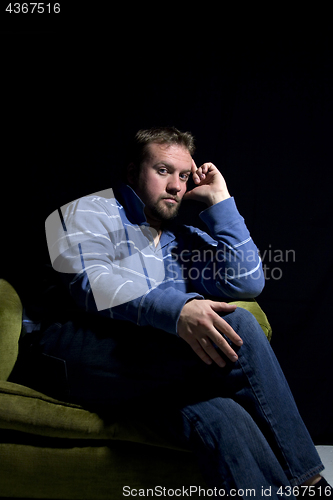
[148,197,182,222]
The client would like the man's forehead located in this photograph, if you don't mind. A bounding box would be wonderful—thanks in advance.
[146,142,192,164]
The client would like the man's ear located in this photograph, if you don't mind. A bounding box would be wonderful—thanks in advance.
[126,163,138,186]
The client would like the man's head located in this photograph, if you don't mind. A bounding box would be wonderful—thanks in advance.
[127,127,195,227]
[128,127,195,167]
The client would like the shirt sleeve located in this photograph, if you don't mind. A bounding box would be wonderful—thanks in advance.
[182,197,265,299]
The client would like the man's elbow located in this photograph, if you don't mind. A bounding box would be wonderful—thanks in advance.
[239,270,265,298]
[240,279,265,299]
[217,272,265,300]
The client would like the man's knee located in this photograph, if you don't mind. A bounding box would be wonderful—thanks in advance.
[222,307,268,349]
[224,307,259,332]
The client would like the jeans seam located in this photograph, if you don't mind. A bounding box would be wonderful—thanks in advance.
[181,408,216,451]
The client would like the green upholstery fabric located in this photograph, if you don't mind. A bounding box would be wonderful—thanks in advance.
[0,280,22,381]
[0,279,272,499]
[230,299,272,342]
[0,381,186,449]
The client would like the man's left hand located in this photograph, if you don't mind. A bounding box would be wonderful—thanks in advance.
[184,160,230,206]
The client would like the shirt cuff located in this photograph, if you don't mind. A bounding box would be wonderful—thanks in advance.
[150,289,203,335]
[199,197,244,234]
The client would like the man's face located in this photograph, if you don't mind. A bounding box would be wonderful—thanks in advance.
[132,142,192,226]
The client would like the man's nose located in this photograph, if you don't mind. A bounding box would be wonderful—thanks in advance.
[166,175,181,193]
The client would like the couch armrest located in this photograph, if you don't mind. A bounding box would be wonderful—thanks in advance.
[0,279,23,381]
[229,299,272,342]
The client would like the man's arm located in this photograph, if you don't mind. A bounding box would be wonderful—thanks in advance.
[178,161,263,367]
[46,190,203,334]
[184,160,264,298]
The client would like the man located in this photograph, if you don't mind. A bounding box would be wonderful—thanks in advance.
[14,127,331,497]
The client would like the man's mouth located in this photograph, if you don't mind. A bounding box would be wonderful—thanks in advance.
[162,197,179,204]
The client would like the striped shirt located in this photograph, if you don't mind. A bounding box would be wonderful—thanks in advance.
[45,182,264,335]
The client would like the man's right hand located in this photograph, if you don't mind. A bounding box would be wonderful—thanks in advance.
[177,300,243,367]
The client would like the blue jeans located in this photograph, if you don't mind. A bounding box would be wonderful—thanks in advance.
[160,307,324,497]
[12,307,324,497]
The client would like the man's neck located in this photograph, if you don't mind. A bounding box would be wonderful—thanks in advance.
[152,228,162,247]
[146,221,163,247]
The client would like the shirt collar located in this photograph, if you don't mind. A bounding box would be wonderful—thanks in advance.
[113,182,148,226]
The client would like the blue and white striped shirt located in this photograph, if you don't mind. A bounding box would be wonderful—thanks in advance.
[45,182,264,335]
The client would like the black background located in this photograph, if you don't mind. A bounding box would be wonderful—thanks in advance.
[1,7,332,443]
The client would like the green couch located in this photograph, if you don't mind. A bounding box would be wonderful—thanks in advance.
[0,278,272,499]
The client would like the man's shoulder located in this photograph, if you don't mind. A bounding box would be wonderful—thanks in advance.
[74,187,119,206]
[61,187,122,218]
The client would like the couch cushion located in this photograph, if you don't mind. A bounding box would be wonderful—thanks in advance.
[0,279,271,451]
[0,380,188,451]
[0,440,204,500]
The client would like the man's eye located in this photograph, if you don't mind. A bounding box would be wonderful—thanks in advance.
[180,173,190,181]
[158,168,168,175]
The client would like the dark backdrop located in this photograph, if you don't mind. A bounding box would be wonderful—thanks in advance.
[1,22,332,444]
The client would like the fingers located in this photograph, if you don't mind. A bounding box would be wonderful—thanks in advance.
[190,321,242,368]
[199,336,228,367]
[208,324,240,363]
[190,339,219,366]
[209,302,242,345]
[192,325,239,368]
[191,159,201,184]
[214,314,243,347]
[206,303,243,364]
[212,302,238,313]
[178,299,242,367]
[191,161,216,185]
[186,334,226,367]
[210,329,240,363]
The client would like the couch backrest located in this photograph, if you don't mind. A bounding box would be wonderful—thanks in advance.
[0,279,22,380]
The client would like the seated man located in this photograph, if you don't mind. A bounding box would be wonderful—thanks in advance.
[13,127,331,497]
